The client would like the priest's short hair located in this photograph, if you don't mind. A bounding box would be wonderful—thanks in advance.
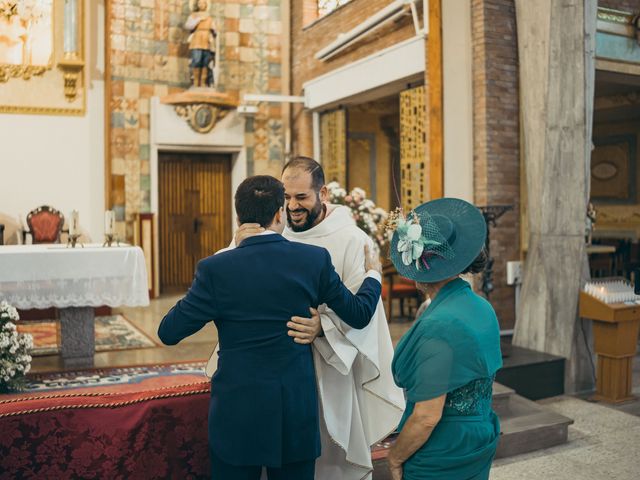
[282,156,325,192]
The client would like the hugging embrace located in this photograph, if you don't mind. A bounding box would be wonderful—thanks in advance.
[159,157,502,480]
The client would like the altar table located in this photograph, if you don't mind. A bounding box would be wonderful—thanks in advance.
[0,244,149,367]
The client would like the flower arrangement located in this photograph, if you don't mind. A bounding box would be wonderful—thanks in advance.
[0,301,33,392]
[326,182,390,253]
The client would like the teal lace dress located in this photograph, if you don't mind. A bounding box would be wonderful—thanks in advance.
[392,278,502,480]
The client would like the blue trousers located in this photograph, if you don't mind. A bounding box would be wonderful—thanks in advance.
[210,449,315,480]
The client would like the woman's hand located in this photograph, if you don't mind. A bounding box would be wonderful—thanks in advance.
[385,395,446,480]
[388,456,403,480]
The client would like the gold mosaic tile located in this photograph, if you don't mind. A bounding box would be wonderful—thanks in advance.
[139,128,150,145]
[139,114,150,130]
[225,3,241,17]
[112,157,126,176]
[112,128,139,158]
[225,32,240,47]
[138,98,150,115]
[267,21,281,35]
[153,84,169,97]
[124,81,140,98]
[239,19,255,33]
[111,80,125,97]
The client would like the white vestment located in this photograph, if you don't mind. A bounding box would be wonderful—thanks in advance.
[206,205,405,479]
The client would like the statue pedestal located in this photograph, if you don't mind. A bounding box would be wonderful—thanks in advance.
[161,89,238,134]
[161,89,238,108]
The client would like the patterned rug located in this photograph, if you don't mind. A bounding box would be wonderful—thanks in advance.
[21,362,208,393]
[16,315,157,356]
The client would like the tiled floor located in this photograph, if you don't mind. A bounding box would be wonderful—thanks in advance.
[490,395,640,480]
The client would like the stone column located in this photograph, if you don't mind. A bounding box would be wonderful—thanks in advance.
[513,0,597,393]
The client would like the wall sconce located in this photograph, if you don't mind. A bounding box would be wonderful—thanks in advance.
[57,0,84,102]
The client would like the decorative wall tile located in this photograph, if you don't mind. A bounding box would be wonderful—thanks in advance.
[110,0,284,239]
[112,158,126,176]
[112,112,125,129]
[225,4,241,17]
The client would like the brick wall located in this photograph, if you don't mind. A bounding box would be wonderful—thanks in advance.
[290,0,420,153]
[471,0,520,329]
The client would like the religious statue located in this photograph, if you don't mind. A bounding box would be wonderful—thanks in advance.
[185,0,216,88]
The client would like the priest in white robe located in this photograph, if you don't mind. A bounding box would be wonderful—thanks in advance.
[285,202,405,480]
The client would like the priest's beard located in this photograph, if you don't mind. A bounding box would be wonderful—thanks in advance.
[287,196,324,232]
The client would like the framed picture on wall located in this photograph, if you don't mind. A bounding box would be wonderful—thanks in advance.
[591,134,638,204]
[0,0,84,115]
[0,0,54,73]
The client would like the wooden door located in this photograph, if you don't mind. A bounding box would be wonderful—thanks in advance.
[159,153,231,292]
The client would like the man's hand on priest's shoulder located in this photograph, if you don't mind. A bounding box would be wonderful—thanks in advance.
[234,223,264,245]
[288,307,322,344]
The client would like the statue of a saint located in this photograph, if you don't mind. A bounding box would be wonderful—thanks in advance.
[185,0,216,88]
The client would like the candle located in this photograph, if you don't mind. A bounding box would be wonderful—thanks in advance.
[63,0,78,54]
[105,210,115,235]
[69,210,79,236]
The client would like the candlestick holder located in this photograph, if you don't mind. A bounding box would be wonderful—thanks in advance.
[103,234,120,247]
[67,233,83,248]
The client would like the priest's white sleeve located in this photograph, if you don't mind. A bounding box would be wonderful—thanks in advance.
[311,233,405,480]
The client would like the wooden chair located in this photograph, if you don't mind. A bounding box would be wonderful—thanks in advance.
[23,206,65,244]
[382,262,422,321]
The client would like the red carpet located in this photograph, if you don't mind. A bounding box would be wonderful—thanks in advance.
[17,314,157,356]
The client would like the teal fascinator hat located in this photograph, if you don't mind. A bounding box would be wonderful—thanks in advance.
[389,198,487,283]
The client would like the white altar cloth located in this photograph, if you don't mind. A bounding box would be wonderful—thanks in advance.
[0,244,150,309]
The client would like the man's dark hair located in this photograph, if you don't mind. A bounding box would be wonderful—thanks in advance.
[235,175,285,228]
[282,156,325,191]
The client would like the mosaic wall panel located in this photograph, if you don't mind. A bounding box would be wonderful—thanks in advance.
[399,85,427,212]
[109,0,284,238]
[320,109,347,186]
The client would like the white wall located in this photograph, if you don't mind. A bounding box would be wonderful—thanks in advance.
[443,0,474,202]
[0,1,105,242]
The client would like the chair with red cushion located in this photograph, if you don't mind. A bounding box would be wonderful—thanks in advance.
[24,206,65,244]
[382,262,422,321]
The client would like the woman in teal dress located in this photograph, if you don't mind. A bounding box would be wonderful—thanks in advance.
[386,198,502,480]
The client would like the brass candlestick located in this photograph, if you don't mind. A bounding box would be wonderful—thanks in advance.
[67,234,83,248]
[103,234,120,247]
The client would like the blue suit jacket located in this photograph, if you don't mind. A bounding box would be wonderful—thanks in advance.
[158,233,381,467]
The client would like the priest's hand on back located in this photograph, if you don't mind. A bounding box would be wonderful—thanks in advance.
[288,307,321,344]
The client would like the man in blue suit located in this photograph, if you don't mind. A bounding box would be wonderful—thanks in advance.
[158,175,382,480]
